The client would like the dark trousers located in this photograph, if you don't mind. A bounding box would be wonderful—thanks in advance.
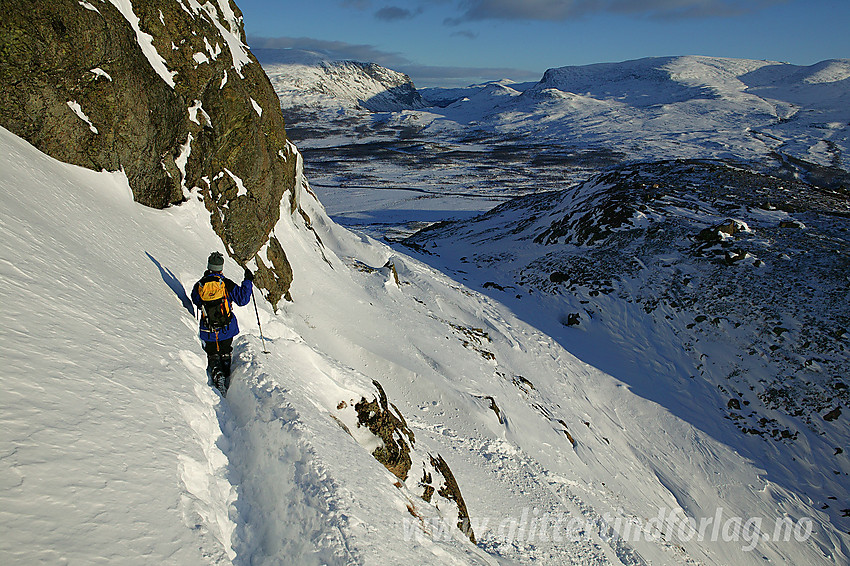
[203,338,232,390]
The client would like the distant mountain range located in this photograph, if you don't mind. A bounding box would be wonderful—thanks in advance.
[263,52,850,173]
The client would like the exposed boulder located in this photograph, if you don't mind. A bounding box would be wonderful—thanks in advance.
[0,0,297,306]
[697,219,744,243]
[355,380,415,481]
[563,312,582,327]
[345,382,475,542]
[823,407,841,422]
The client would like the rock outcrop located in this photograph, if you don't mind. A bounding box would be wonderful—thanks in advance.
[355,380,415,481]
[350,381,476,543]
[0,0,297,306]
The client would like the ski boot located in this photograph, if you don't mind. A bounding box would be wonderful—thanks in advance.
[212,367,226,394]
[220,353,232,394]
[207,353,226,394]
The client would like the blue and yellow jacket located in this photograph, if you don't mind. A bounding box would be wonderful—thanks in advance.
[190,271,252,342]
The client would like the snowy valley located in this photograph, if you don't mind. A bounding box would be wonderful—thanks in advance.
[1,5,849,566]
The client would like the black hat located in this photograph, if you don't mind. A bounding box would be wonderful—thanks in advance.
[207,252,225,272]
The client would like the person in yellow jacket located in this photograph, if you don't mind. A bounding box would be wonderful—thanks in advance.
[191,252,252,393]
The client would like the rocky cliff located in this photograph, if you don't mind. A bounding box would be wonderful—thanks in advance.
[0,0,297,305]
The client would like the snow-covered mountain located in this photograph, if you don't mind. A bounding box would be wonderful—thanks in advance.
[395,56,849,171]
[276,54,848,173]
[405,158,850,536]
[270,56,848,243]
[522,56,849,166]
[4,121,847,564]
[256,48,425,112]
[419,79,537,108]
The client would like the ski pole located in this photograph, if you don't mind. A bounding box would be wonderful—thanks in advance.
[251,286,270,354]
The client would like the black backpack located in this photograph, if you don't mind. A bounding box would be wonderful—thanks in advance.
[197,274,233,331]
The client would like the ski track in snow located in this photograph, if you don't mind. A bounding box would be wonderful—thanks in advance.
[173,289,357,562]
[214,342,355,566]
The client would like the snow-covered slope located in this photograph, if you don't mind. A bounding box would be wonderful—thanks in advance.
[406,158,850,534]
[419,79,536,108]
[3,120,849,566]
[256,48,425,112]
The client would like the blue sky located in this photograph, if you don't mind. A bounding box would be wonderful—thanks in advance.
[237,0,850,87]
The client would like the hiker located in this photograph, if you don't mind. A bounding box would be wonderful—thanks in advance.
[191,251,253,393]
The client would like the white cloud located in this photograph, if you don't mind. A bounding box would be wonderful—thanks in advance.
[247,36,541,87]
[248,36,411,67]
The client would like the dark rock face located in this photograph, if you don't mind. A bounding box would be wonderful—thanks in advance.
[0,0,297,306]
[1,0,183,207]
[351,62,424,111]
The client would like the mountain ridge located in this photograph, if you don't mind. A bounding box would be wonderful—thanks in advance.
[257,48,425,112]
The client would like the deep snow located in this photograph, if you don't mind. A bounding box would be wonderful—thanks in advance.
[2,120,848,566]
